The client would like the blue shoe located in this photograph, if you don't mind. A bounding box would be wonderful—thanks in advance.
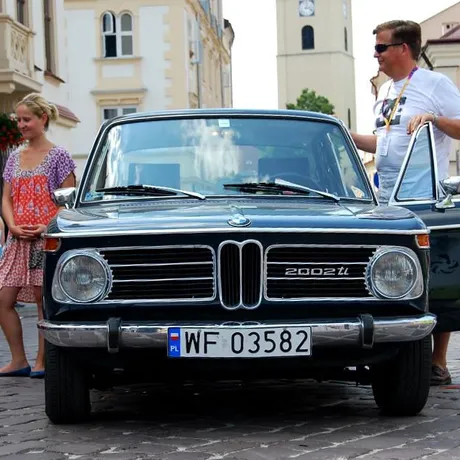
[30,370,45,379]
[0,366,31,377]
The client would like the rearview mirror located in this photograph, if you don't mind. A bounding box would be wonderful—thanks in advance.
[53,187,76,208]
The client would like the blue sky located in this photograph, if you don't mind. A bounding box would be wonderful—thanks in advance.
[222,0,459,134]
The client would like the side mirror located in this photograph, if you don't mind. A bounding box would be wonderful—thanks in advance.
[441,176,460,195]
[53,187,76,209]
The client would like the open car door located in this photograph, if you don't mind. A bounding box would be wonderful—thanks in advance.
[389,121,460,333]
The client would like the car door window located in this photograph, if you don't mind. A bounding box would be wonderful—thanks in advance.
[391,123,437,204]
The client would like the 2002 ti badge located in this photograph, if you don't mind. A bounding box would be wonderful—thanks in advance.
[38,109,460,425]
[167,327,312,358]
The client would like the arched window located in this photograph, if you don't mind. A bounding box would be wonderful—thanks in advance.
[301,26,314,50]
[102,11,133,58]
[120,13,133,56]
[344,27,348,52]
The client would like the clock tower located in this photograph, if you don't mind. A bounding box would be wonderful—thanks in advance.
[277,0,357,131]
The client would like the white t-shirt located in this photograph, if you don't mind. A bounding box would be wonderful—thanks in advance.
[373,68,460,203]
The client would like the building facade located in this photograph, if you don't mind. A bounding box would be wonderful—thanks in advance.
[0,0,79,153]
[64,0,234,177]
[276,0,357,131]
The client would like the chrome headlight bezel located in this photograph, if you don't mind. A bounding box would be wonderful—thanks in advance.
[366,247,424,300]
[52,250,113,303]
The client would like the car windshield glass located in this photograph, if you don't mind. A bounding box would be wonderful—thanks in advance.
[81,116,373,202]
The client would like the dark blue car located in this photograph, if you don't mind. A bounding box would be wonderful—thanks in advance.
[39,109,460,424]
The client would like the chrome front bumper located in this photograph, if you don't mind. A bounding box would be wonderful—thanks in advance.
[38,314,436,353]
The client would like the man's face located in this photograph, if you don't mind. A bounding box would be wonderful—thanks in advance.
[374,29,404,76]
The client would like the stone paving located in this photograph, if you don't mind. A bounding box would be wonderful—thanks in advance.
[1,307,460,459]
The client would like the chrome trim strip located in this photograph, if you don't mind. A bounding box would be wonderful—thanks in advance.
[37,314,437,349]
[112,277,214,283]
[110,261,213,268]
[218,239,264,310]
[267,277,365,281]
[428,224,460,231]
[46,227,429,239]
[267,261,368,265]
[99,244,215,253]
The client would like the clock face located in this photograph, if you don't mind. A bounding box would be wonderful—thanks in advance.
[299,0,315,17]
[342,0,348,18]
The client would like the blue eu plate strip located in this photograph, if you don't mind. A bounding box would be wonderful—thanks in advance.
[168,328,181,357]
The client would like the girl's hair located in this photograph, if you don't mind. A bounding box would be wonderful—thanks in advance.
[15,92,59,130]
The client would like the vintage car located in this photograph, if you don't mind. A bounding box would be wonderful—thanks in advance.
[38,109,460,424]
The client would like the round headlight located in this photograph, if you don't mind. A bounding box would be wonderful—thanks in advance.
[367,248,422,299]
[59,252,111,302]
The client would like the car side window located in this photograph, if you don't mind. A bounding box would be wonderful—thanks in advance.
[392,123,437,203]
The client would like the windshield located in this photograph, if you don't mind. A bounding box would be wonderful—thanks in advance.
[81,116,373,202]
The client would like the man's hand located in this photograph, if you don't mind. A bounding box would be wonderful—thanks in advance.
[407,113,435,135]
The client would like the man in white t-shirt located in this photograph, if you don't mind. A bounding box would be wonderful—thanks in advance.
[351,20,460,385]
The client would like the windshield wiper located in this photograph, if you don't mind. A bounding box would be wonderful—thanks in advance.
[96,185,206,200]
[223,178,340,202]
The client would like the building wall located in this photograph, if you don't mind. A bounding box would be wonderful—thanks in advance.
[420,3,460,41]
[64,0,233,179]
[276,0,356,130]
[1,0,79,162]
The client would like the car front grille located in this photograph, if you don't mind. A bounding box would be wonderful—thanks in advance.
[218,240,263,309]
[99,246,215,302]
[265,245,376,300]
[97,243,377,304]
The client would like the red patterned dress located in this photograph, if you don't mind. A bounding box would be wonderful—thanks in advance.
[0,146,76,302]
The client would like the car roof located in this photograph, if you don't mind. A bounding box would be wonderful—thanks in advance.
[114,108,340,124]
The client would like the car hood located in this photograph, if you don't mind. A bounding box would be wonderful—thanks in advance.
[51,198,427,235]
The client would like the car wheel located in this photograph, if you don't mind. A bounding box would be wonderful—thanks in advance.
[371,336,432,416]
[44,341,91,424]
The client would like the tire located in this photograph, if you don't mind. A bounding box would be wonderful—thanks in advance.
[44,341,91,424]
[371,336,432,416]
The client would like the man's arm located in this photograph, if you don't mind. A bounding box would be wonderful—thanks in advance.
[435,117,460,140]
[350,133,377,154]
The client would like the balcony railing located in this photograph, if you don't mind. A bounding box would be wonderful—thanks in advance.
[0,14,41,93]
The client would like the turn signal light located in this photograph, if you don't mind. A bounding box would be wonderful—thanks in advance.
[44,237,61,252]
[416,234,430,248]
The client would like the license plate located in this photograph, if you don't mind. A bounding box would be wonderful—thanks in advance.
[167,326,312,358]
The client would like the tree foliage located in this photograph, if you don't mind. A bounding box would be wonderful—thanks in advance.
[286,88,335,115]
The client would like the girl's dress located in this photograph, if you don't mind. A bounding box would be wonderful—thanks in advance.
[0,145,76,302]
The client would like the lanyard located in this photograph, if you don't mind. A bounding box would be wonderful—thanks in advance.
[382,67,418,131]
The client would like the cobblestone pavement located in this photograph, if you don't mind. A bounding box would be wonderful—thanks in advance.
[1,307,460,460]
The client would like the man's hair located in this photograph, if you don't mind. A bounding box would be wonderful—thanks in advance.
[373,20,422,60]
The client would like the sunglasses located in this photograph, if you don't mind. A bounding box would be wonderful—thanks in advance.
[374,42,404,53]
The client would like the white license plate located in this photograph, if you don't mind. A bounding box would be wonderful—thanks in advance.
[167,326,312,358]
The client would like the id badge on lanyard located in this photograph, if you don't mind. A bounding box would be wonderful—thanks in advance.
[379,134,391,157]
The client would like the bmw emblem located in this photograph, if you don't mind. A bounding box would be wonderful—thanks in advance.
[228,213,251,227]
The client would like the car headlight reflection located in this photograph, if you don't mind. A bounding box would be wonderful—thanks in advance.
[53,251,112,303]
[367,247,423,300]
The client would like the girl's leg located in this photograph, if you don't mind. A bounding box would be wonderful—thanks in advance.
[32,286,44,372]
[0,286,28,372]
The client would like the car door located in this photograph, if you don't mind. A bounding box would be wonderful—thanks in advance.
[389,121,460,332]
